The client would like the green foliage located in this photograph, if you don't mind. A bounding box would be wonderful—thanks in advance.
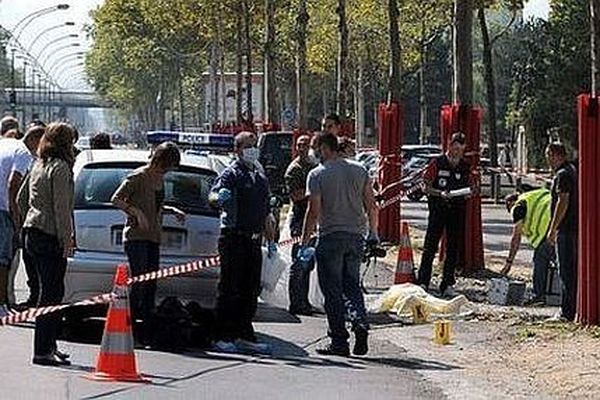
[506,0,589,166]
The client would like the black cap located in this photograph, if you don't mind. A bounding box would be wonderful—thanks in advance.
[450,132,466,144]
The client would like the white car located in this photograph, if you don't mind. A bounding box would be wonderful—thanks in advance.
[64,149,221,312]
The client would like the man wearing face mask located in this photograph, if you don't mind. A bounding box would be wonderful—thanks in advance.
[284,135,317,315]
[209,131,276,355]
[416,132,476,297]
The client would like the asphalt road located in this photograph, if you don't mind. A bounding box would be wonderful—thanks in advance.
[401,200,533,265]
[4,243,443,400]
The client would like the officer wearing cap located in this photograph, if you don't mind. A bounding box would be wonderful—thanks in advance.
[416,132,475,297]
[209,131,276,355]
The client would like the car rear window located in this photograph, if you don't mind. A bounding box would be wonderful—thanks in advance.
[74,162,218,216]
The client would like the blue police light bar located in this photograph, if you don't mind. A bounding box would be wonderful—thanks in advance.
[146,131,234,151]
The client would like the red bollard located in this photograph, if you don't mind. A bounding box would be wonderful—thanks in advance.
[577,94,600,325]
[440,104,485,274]
[377,102,403,243]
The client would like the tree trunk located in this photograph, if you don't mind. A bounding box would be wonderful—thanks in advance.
[209,41,219,124]
[220,46,227,124]
[336,0,349,115]
[387,0,402,104]
[177,57,185,131]
[453,0,473,105]
[419,23,428,143]
[356,62,365,147]
[243,0,253,124]
[264,0,278,124]
[592,0,600,95]
[236,14,244,125]
[478,8,498,168]
[296,0,309,130]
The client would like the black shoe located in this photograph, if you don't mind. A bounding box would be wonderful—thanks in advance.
[315,344,350,357]
[33,354,71,367]
[353,328,369,356]
[289,307,314,316]
[54,349,70,361]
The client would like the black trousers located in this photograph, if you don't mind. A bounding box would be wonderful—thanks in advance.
[418,202,466,290]
[125,240,160,323]
[215,231,262,342]
[25,228,66,357]
[557,232,578,321]
[22,228,39,305]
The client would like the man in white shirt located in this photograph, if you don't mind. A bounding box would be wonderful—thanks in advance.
[0,125,43,315]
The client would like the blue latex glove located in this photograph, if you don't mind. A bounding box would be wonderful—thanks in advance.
[366,230,380,246]
[298,245,316,263]
[217,188,232,206]
[267,241,278,258]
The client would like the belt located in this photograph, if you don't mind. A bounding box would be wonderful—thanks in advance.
[221,228,262,240]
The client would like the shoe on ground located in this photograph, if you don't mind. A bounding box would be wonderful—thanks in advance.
[11,303,30,312]
[545,312,569,323]
[32,354,71,367]
[419,284,429,292]
[54,349,70,361]
[440,285,457,298]
[353,327,369,356]
[315,344,350,357]
[212,340,239,354]
[234,339,272,355]
[288,306,314,316]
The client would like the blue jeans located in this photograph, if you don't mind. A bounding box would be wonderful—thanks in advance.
[557,232,578,321]
[0,210,14,267]
[289,241,315,312]
[316,232,368,349]
[532,240,555,299]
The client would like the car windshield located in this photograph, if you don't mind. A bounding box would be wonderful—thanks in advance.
[74,163,217,216]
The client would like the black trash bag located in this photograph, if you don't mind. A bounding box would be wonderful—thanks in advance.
[146,297,192,352]
[185,301,215,349]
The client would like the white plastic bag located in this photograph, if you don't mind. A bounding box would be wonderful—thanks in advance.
[260,247,287,293]
[308,266,325,312]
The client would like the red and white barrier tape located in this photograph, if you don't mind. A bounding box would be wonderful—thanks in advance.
[0,236,303,327]
[0,293,115,326]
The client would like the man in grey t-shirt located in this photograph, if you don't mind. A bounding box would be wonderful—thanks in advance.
[300,131,378,357]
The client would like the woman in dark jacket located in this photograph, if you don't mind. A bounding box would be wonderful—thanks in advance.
[21,122,75,366]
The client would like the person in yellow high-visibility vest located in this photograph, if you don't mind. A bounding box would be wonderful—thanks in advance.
[503,188,555,303]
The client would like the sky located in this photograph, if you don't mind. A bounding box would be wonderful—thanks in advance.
[0,0,551,90]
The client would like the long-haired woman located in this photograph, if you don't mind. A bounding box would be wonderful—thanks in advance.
[21,122,75,366]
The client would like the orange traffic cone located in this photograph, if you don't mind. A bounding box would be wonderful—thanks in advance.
[86,265,149,383]
[394,222,416,284]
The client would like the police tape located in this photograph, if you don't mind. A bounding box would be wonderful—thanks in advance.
[0,293,115,326]
[0,236,302,327]
[128,235,301,284]
[377,180,426,210]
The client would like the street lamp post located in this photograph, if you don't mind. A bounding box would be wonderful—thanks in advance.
[6,4,71,116]
[41,43,80,67]
[35,34,78,64]
[48,52,84,76]
[27,21,76,53]
[10,48,16,114]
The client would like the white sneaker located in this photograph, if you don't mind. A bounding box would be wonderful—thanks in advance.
[213,340,239,353]
[234,339,272,355]
[441,286,457,298]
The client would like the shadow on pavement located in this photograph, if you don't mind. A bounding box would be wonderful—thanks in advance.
[359,356,460,371]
